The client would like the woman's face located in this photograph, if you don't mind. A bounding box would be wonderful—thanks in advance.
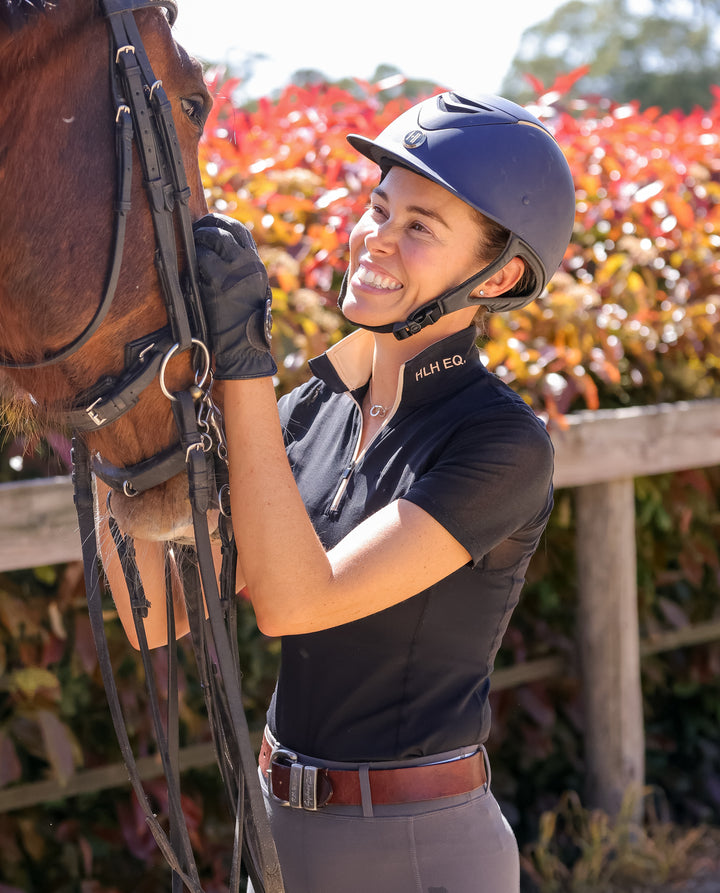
[342,166,485,329]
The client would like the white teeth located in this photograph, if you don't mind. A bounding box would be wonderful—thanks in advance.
[356,264,402,290]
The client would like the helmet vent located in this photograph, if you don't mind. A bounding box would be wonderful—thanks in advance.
[443,93,497,115]
[421,93,515,129]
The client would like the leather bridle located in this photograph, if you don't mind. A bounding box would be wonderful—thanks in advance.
[1,0,210,498]
[1,3,284,891]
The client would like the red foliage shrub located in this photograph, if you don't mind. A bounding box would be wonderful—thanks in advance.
[200,73,720,421]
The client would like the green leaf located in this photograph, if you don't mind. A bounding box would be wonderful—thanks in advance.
[9,667,60,699]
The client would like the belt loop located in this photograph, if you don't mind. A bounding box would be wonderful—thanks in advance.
[479,744,491,792]
[359,764,373,817]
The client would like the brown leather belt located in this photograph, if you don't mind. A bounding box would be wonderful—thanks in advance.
[258,731,486,811]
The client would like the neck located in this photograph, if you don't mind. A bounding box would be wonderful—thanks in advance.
[365,317,475,416]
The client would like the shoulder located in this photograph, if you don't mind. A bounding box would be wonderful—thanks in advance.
[278,375,344,439]
[454,366,552,452]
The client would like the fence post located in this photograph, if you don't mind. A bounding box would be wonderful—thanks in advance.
[575,477,645,818]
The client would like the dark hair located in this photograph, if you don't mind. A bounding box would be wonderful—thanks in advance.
[471,207,537,299]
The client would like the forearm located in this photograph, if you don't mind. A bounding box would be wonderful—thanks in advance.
[222,377,334,634]
[193,214,471,635]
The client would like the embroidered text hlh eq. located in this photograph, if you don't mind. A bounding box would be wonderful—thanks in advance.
[415,355,466,381]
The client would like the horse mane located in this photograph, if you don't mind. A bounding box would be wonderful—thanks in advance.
[0,0,54,32]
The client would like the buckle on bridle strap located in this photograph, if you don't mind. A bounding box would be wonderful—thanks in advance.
[115,44,135,63]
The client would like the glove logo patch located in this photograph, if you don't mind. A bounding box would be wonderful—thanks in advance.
[263,297,273,347]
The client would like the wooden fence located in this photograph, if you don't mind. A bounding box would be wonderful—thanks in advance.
[1,397,720,817]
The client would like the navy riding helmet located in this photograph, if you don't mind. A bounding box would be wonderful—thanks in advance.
[342,92,577,339]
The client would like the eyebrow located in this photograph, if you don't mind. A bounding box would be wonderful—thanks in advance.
[372,186,451,229]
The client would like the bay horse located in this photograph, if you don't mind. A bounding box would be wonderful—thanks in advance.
[0,0,210,541]
[0,2,283,890]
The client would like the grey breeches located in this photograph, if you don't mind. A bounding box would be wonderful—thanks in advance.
[247,737,519,893]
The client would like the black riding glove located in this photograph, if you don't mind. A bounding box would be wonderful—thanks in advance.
[193,213,277,380]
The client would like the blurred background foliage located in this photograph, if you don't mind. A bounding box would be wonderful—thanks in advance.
[1,25,720,893]
[501,0,720,113]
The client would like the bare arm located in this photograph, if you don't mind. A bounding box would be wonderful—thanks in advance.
[222,377,472,637]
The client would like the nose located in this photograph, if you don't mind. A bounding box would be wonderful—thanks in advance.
[364,218,396,254]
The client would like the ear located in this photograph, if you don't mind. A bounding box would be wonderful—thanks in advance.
[471,257,526,298]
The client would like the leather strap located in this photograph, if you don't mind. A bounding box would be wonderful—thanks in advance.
[72,437,205,893]
[103,0,178,25]
[176,390,285,893]
[259,732,486,809]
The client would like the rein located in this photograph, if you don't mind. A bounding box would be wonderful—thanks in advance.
[1,2,284,890]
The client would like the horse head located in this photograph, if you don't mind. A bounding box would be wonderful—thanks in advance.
[0,0,213,541]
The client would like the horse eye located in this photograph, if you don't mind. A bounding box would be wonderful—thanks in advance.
[181,96,206,129]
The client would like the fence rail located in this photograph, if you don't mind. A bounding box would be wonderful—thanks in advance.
[2,397,720,816]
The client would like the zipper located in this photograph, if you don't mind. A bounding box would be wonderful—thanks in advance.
[328,375,403,517]
[328,392,380,517]
[329,460,356,514]
[329,391,364,516]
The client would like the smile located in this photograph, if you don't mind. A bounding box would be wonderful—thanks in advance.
[355,263,403,291]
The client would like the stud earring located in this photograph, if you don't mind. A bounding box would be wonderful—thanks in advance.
[479,289,485,296]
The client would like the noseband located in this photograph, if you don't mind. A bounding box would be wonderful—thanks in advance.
[1,4,284,891]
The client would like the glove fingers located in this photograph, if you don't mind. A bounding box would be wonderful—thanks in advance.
[196,252,268,303]
[193,213,258,253]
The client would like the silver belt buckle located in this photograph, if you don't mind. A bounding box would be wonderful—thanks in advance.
[269,746,320,811]
[302,765,319,811]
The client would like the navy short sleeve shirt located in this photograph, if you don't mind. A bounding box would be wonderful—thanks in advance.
[268,326,554,762]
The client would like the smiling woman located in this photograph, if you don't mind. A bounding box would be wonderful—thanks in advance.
[117,90,576,893]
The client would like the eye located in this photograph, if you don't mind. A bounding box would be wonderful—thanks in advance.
[180,95,207,130]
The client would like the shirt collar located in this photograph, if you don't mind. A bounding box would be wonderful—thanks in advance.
[308,326,485,408]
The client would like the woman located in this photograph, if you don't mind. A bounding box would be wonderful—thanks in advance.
[108,91,575,891]
[189,91,576,893]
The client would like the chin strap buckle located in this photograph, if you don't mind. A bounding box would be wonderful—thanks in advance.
[393,303,443,340]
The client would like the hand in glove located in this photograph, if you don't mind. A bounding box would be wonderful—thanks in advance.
[193,213,277,380]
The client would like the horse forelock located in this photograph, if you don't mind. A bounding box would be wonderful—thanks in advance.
[0,0,54,32]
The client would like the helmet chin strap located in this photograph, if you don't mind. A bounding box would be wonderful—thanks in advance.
[338,234,534,340]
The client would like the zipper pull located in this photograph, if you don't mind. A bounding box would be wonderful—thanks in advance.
[329,460,356,514]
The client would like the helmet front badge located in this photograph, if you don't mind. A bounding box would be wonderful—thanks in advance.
[403,129,427,150]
